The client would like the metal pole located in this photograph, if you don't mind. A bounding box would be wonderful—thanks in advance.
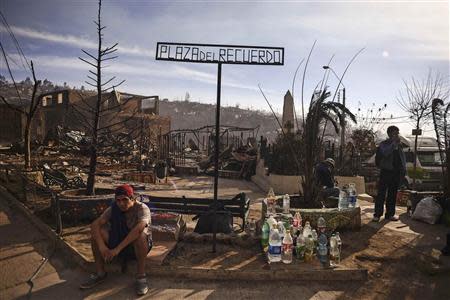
[340,88,346,169]
[212,63,222,253]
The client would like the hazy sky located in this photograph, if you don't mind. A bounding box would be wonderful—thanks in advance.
[1,0,449,135]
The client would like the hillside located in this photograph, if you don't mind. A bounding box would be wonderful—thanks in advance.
[159,99,280,140]
[0,77,281,141]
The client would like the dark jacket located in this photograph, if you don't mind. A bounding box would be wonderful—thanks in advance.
[378,139,407,174]
[315,162,335,188]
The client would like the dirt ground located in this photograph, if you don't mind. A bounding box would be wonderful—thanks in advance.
[1,175,450,299]
[74,175,450,299]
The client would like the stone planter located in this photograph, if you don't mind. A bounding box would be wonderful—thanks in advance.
[57,188,115,222]
[261,197,361,231]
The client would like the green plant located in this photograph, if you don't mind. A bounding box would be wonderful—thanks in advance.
[301,88,356,207]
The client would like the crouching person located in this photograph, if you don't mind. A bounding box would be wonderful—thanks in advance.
[79,184,152,295]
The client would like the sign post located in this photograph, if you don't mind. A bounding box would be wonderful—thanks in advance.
[156,42,284,252]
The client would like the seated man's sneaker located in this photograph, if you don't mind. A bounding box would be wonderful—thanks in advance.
[136,275,149,296]
[372,216,380,222]
[79,272,107,289]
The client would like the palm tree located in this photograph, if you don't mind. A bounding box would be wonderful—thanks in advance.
[300,88,356,207]
[431,98,450,195]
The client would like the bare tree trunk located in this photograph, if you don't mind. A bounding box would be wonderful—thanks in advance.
[86,145,97,195]
[24,118,32,170]
[86,0,103,196]
[412,121,419,190]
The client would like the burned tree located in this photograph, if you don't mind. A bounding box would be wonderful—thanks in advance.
[75,0,135,195]
[0,13,41,170]
[397,70,447,189]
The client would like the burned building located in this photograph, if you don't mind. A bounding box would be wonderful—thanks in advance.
[37,89,170,146]
[0,98,43,145]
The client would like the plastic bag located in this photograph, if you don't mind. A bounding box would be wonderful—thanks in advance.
[412,197,443,224]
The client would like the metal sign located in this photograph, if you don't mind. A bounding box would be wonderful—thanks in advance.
[156,42,284,65]
[155,41,283,253]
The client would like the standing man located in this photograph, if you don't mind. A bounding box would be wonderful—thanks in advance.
[80,184,152,296]
[373,126,406,222]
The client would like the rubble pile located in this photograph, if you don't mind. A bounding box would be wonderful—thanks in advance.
[199,143,257,180]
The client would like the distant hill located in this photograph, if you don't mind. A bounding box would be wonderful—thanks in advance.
[158,99,280,141]
[0,77,281,141]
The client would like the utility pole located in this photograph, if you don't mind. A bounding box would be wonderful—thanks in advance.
[340,87,346,168]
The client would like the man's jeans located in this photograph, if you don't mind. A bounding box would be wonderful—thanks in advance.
[374,169,401,218]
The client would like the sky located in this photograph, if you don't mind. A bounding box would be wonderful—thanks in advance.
[0,0,449,137]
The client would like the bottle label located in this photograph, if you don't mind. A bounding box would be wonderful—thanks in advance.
[269,245,281,255]
[282,243,293,252]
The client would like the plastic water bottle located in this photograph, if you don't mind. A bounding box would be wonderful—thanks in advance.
[291,211,301,236]
[295,234,306,261]
[329,234,340,267]
[261,221,270,249]
[282,194,290,214]
[293,211,302,227]
[266,188,276,215]
[317,233,329,266]
[317,216,327,234]
[338,187,349,211]
[277,221,286,241]
[267,215,277,230]
[335,232,342,264]
[304,234,314,262]
[311,229,318,249]
[281,231,293,264]
[268,229,282,263]
[303,221,312,238]
[348,183,357,208]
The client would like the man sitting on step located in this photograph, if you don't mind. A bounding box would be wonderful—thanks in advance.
[79,184,152,296]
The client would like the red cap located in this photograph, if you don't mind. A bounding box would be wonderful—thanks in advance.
[115,184,134,198]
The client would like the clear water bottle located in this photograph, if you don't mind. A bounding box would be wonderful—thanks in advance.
[348,183,357,208]
[281,231,293,264]
[261,220,270,249]
[335,232,342,264]
[292,211,301,228]
[329,234,340,267]
[268,229,282,263]
[305,234,314,262]
[311,229,318,250]
[317,233,328,266]
[303,221,312,238]
[277,221,286,241]
[295,234,306,261]
[266,188,276,215]
[338,186,349,211]
[317,216,327,234]
[267,215,277,230]
[282,194,290,214]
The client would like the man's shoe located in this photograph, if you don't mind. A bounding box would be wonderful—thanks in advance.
[79,272,107,290]
[136,275,149,296]
[372,217,380,222]
[386,216,399,221]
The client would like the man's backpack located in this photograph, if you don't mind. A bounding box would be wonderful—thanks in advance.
[193,201,233,234]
